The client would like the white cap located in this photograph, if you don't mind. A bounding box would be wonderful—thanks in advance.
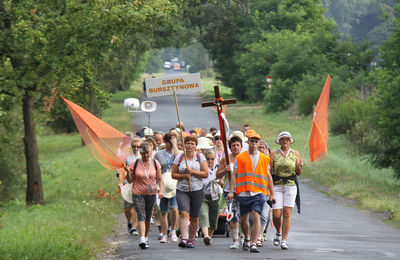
[144,128,154,136]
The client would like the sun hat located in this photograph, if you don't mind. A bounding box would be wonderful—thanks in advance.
[205,133,214,139]
[121,183,133,204]
[163,171,178,199]
[144,127,154,136]
[197,137,214,149]
[214,131,221,137]
[247,131,261,140]
[275,131,295,144]
[229,130,248,142]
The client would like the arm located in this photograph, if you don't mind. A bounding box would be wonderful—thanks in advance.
[156,162,164,199]
[227,167,237,201]
[172,163,187,180]
[269,150,275,175]
[171,137,180,156]
[186,160,208,178]
[216,157,227,179]
[294,150,303,176]
[119,168,126,187]
[266,164,276,202]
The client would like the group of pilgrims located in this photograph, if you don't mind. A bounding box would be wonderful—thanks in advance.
[118,123,303,253]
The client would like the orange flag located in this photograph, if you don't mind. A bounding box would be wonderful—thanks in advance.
[61,96,130,170]
[309,75,331,162]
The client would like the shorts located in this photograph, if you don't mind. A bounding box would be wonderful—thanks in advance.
[200,194,220,230]
[159,196,178,214]
[272,185,297,209]
[176,189,204,218]
[124,199,133,209]
[132,194,156,222]
[224,192,240,223]
[237,193,267,216]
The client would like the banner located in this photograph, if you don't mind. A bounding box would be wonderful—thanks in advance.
[145,73,202,97]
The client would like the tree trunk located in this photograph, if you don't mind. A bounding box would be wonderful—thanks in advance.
[23,92,44,205]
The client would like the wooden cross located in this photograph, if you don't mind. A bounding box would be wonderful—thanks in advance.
[202,86,236,167]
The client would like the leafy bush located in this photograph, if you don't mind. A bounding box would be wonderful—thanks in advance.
[264,78,294,112]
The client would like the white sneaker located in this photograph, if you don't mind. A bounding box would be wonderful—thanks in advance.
[158,232,163,240]
[273,233,281,246]
[160,236,168,243]
[230,241,240,249]
[171,232,178,242]
[281,240,288,250]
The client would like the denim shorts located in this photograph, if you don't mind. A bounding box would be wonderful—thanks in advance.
[237,193,267,216]
[159,196,178,214]
[176,189,204,218]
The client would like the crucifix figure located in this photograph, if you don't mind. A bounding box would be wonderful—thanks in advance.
[202,86,237,168]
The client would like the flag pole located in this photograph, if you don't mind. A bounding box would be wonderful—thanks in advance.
[173,90,192,192]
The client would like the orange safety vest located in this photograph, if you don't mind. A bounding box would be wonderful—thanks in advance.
[235,151,270,196]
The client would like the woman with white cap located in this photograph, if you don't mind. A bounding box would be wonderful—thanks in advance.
[270,131,303,250]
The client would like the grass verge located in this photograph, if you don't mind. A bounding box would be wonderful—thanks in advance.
[201,80,400,228]
[0,80,143,259]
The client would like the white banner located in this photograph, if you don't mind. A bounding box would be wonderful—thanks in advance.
[145,73,202,97]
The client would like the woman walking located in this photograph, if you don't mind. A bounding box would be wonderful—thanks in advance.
[171,136,208,248]
[125,142,164,249]
[270,132,303,250]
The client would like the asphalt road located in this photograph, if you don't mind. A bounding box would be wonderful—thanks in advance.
[110,71,400,259]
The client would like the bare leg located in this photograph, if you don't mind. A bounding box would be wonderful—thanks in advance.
[282,207,292,241]
[145,220,151,237]
[240,213,250,239]
[170,208,178,230]
[272,209,282,234]
[202,226,209,237]
[189,217,200,240]
[137,221,145,237]
[251,210,261,244]
[208,228,215,237]
[125,207,133,224]
[160,213,168,236]
[179,212,189,239]
[230,222,239,242]
[132,208,138,228]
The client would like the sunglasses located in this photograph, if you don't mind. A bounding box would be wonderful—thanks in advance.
[132,145,140,148]
[206,158,215,161]
[215,137,222,141]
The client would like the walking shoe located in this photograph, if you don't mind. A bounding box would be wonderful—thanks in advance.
[139,241,146,249]
[256,238,263,247]
[130,228,139,236]
[178,238,187,248]
[242,239,251,251]
[281,240,288,250]
[158,232,163,240]
[250,243,260,253]
[186,240,195,248]
[229,241,240,249]
[171,232,178,242]
[160,236,168,243]
[204,236,211,246]
[273,233,281,246]
[145,241,150,249]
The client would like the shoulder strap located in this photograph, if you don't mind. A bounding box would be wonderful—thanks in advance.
[153,159,158,172]
[178,153,185,167]
[196,152,201,162]
[133,159,140,175]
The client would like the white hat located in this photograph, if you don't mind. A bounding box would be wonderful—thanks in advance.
[197,137,214,149]
[229,130,248,142]
[275,131,295,144]
[214,131,221,137]
[121,183,133,203]
[205,133,213,139]
[144,128,154,136]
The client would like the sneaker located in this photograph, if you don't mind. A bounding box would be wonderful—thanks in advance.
[186,240,195,248]
[131,228,139,236]
[145,241,150,249]
[160,236,168,243]
[230,241,240,249]
[250,243,260,253]
[256,238,263,247]
[139,241,146,249]
[204,236,211,246]
[158,232,163,240]
[281,240,288,250]
[178,238,187,248]
[273,233,281,246]
[171,232,178,242]
[242,239,251,251]
[127,223,132,234]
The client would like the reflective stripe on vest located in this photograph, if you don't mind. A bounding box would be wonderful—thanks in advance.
[235,151,270,196]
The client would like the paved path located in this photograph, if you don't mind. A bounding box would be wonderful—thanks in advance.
[108,87,400,260]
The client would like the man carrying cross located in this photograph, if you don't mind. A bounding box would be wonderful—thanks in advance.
[228,131,275,253]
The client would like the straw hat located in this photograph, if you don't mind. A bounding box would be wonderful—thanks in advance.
[229,130,248,142]
[275,131,295,144]
[121,183,133,203]
[197,137,214,149]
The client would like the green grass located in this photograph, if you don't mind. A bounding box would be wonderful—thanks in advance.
[0,79,144,259]
[226,105,400,228]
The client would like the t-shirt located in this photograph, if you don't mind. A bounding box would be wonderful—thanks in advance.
[154,150,176,174]
[130,158,160,195]
[173,152,206,192]
[203,165,221,195]
[125,153,141,167]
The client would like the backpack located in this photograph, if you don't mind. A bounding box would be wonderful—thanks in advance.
[177,152,201,168]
